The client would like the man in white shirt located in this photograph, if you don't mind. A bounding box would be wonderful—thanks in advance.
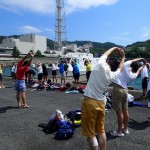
[81,47,125,150]
[110,58,146,137]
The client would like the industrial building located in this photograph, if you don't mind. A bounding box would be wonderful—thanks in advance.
[0,34,47,55]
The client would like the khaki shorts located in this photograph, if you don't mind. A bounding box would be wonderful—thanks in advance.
[81,96,105,137]
[112,84,128,111]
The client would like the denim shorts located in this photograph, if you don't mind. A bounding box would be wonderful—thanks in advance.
[15,80,26,92]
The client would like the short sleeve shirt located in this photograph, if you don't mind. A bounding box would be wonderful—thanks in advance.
[16,60,29,80]
[84,55,121,101]
[114,61,138,89]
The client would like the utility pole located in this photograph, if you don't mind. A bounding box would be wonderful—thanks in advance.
[54,0,67,51]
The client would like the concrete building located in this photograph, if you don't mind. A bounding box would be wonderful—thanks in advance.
[0,34,47,55]
[63,44,77,52]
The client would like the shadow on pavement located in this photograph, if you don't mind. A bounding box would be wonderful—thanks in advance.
[0,106,18,113]
[128,118,150,130]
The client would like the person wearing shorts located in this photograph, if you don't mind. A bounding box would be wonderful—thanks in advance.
[58,61,66,85]
[64,61,69,79]
[110,58,146,137]
[36,61,43,85]
[84,59,92,82]
[49,62,57,83]
[141,63,149,98]
[15,53,34,109]
[81,47,125,150]
[71,61,80,85]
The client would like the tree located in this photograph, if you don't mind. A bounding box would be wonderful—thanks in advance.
[35,50,43,57]
[12,46,20,58]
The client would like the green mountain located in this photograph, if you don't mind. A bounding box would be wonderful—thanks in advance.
[1,35,150,58]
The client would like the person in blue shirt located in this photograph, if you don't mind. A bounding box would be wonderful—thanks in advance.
[58,61,66,85]
[71,61,80,85]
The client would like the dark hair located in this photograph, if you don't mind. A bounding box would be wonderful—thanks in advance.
[107,58,119,71]
[23,60,29,66]
[42,63,46,69]
[130,62,139,73]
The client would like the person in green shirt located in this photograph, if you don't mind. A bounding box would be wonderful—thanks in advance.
[85,59,92,82]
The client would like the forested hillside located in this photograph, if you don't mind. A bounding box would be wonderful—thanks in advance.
[1,35,150,58]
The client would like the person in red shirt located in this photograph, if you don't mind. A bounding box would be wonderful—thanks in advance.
[15,52,34,108]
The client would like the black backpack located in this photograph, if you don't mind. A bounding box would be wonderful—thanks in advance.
[38,119,60,133]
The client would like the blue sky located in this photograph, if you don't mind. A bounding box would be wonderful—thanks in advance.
[0,0,150,46]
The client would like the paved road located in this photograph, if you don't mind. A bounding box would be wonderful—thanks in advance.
[0,78,150,150]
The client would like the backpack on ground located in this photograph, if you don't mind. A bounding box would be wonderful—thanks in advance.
[55,124,74,140]
[38,119,60,133]
[66,109,81,128]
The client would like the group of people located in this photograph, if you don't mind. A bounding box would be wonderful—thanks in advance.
[53,60,80,85]
[81,47,149,150]
[1,47,150,149]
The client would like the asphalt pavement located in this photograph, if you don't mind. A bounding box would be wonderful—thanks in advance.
[0,78,150,150]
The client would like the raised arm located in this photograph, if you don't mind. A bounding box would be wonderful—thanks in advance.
[130,58,146,64]
[102,47,122,58]
[104,47,125,71]
[136,61,147,76]
[26,53,34,67]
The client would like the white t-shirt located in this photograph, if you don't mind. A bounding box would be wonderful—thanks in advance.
[36,64,43,74]
[51,64,56,71]
[141,66,149,79]
[84,55,121,101]
[11,65,16,72]
[114,61,138,89]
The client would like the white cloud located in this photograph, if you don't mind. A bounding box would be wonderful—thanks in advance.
[0,0,55,14]
[0,0,119,14]
[44,28,54,35]
[141,27,150,38]
[19,25,42,34]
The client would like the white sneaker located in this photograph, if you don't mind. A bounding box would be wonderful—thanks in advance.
[31,83,39,88]
[122,128,129,134]
[110,131,124,137]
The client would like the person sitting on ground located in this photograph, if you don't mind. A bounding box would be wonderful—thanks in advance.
[49,62,57,83]
[15,52,34,108]
[71,61,80,85]
[110,58,146,137]
[81,47,125,150]
[25,69,35,84]
[58,61,66,85]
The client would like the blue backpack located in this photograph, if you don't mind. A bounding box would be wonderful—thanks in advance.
[55,124,74,140]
